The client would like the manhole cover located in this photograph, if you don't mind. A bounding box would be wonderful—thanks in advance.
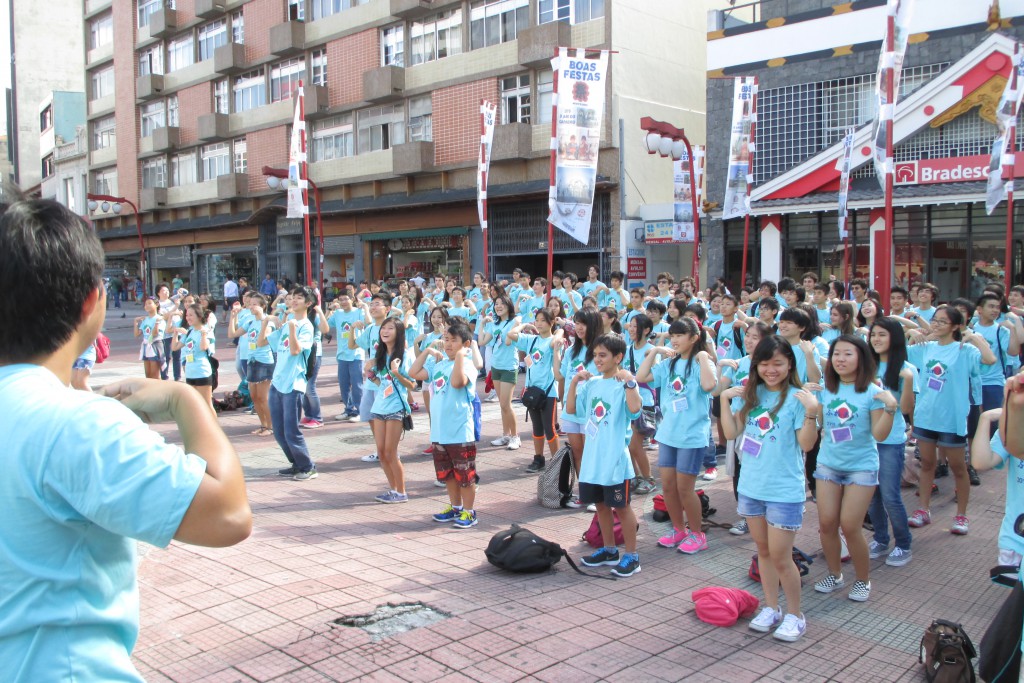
[334,602,449,641]
[337,433,377,445]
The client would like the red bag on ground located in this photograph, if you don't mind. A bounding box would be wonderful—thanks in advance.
[652,494,667,512]
[484,371,494,394]
[582,511,625,547]
[94,333,110,363]
[692,587,760,627]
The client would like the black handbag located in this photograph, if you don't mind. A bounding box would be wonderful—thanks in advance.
[389,374,414,432]
[980,568,1023,682]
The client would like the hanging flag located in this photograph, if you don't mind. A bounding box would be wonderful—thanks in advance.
[722,77,757,220]
[547,48,610,245]
[871,0,915,190]
[986,44,1024,215]
[286,86,308,219]
[672,150,695,243]
[836,128,855,239]
[477,100,496,231]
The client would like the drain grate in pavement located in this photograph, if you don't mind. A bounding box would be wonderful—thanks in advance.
[334,602,449,641]
[337,433,378,445]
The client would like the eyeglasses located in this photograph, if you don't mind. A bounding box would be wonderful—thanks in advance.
[931,318,951,325]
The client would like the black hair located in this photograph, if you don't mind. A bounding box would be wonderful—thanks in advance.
[573,310,602,364]
[829,280,846,299]
[795,302,823,339]
[684,302,707,322]
[890,285,908,299]
[739,334,802,425]
[601,306,622,334]
[630,313,653,343]
[646,300,667,317]
[976,292,1003,310]
[850,278,868,290]
[445,318,473,343]
[667,317,708,379]
[778,306,810,337]
[374,317,407,373]
[759,297,780,313]
[371,292,392,307]
[610,270,624,282]
[494,293,515,322]
[824,334,877,393]
[869,317,909,392]
[592,333,626,359]
[813,282,829,295]
[563,271,578,285]
[778,280,797,294]
[427,305,450,333]
[759,280,778,296]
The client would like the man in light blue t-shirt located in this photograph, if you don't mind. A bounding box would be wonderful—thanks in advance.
[0,200,251,682]
[328,293,370,421]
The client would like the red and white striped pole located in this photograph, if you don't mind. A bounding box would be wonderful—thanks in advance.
[1006,44,1020,293]
[546,49,560,303]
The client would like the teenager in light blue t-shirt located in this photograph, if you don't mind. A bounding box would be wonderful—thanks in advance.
[477,293,521,449]
[623,313,656,493]
[972,408,1024,570]
[328,295,369,421]
[367,317,416,504]
[134,297,165,379]
[719,334,820,642]
[245,295,276,436]
[554,310,602,487]
[636,318,718,556]
[172,303,217,409]
[508,310,565,473]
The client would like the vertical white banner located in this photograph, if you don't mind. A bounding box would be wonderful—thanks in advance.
[837,128,855,239]
[477,100,496,230]
[547,48,609,245]
[871,0,915,190]
[286,88,308,219]
[986,44,1024,215]
[672,151,695,243]
[694,144,706,218]
[722,77,757,220]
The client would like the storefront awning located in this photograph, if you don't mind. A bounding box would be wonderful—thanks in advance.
[749,180,987,216]
[103,248,142,258]
[363,227,468,242]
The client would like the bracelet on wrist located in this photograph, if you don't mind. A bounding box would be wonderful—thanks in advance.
[804,414,817,421]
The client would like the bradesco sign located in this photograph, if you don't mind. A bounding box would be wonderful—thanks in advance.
[894,153,1024,186]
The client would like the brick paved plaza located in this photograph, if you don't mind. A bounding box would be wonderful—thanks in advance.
[93,315,1008,683]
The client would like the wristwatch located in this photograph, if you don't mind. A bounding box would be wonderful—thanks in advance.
[624,379,638,390]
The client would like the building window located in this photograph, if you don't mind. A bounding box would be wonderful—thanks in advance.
[381,25,404,67]
[288,0,304,21]
[500,74,530,124]
[166,33,194,72]
[139,0,174,28]
[198,19,228,61]
[64,177,77,212]
[231,10,244,44]
[470,0,528,50]
[202,142,231,179]
[90,13,113,49]
[309,48,327,86]
[357,105,404,153]
[166,95,179,127]
[538,0,603,25]
[312,0,368,20]
[92,167,118,196]
[312,113,353,161]
[213,79,230,114]
[410,9,463,66]
[40,105,53,132]
[537,69,552,124]
[90,66,115,100]
[141,157,167,189]
[270,57,304,103]
[92,115,116,150]
[233,69,266,112]
[233,137,247,173]
[407,95,432,142]
[172,150,197,186]
[140,100,166,137]
[138,44,164,76]
[42,154,54,179]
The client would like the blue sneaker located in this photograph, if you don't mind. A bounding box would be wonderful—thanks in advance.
[611,553,641,577]
[432,505,459,522]
[453,510,478,529]
[581,547,620,567]
[380,491,408,504]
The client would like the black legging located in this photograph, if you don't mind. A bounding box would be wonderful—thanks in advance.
[528,396,557,441]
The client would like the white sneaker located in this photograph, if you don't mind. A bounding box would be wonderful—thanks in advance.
[772,613,807,642]
[433,479,446,488]
[484,392,498,403]
[490,435,510,446]
[748,606,782,633]
[586,503,597,512]
[361,452,379,462]
[506,436,521,450]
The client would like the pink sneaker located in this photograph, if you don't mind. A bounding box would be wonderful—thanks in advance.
[422,445,434,455]
[658,528,688,548]
[908,509,931,528]
[677,531,708,555]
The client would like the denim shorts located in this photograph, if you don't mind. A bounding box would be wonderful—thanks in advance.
[561,419,584,435]
[248,360,274,383]
[813,463,879,487]
[657,444,704,475]
[372,411,406,422]
[912,426,968,448]
[72,358,94,371]
[737,493,805,531]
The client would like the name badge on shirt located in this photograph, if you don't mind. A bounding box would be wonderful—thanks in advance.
[672,397,688,413]
[525,355,534,368]
[741,435,763,458]
[382,382,395,398]
[185,354,195,363]
[927,376,945,393]
[585,420,599,437]
[248,342,257,350]
[830,426,853,443]
[717,345,726,358]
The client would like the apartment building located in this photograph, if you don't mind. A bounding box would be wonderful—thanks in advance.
[703,0,1024,300]
[82,0,715,296]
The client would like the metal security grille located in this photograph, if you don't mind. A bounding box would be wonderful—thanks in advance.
[488,195,612,255]
[756,63,949,183]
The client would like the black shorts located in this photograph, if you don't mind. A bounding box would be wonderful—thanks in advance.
[711,395,721,418]
[579,481,631,509]
[186,376,214,387]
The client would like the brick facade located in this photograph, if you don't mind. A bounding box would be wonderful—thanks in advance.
[243,0,281,64]
[327,30,378,107]
[112,0,139,207]
[432,79,500,167]
[246,125,287,194]
[177,83,211,147]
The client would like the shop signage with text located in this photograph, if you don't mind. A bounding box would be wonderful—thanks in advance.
[894,153,1024,186]
[627,258,646,280]
[382,235,462,251]
[645,221,675,244]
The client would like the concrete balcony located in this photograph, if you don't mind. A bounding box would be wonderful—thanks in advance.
[305,85,330,119]
[152,126,180,153]
[136,74,165,101]
[491,123,532,161]
[90,145,117,168]
[392,141,434,175]
[214,42,246,75]
[149,7,177,39]
[85,0,112,16]
[87,42,113,66]
[195,0,228,19]
[216,172,248,200]
[140,187,168,211]
[88,94,116,117]
[269,21,305,57]
[167,181,218,206]
[363,66,405,103]
[518,20,571,69]
[389,0,435,20]
[197,112,230,141]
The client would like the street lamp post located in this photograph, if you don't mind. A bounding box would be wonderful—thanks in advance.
[263,166,323,290]
[639,117,702,291]
[87,193,146,296]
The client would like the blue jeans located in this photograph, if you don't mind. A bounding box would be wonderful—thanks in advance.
[703,431,717,469]
[269,386,314,471]
[302,355,323,422]
[982,384,1004,413]
[161,338,173,380]
[170,348,182,381]
[868,442,912,551]
[338,358,363,416]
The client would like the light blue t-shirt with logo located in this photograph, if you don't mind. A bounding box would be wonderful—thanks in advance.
[731,385,806,504]
[181,328,216,380]
[972,321,1012,387]
[486,318,519,371]
[139,315,165,356]
[235,309,253,361]
[370,349,414,415]
[269,319,314,394]
[519,294,546,320]
[559,346,596,425]
[991,430,1024,558]
[246,316,274,365]
[328,309,367,362]
[624,342,655,407]
[356,322,383,390]
[909,341,981,436]
[650,355,713,448]
[724,355,753,390]
[715,320,745,362]
[580,279,608,307]
[515,333,558,398]
[424,354,476,444]
[817,382,884,472]
[0,365,205,683]
[876,360,918,445]
[572,376,639,486]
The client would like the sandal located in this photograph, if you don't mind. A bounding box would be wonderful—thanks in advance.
[256,428,274,437]
[250,427,264,435]
[634,478,656,495]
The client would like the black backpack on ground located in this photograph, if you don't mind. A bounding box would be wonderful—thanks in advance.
[485,524,582,574]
